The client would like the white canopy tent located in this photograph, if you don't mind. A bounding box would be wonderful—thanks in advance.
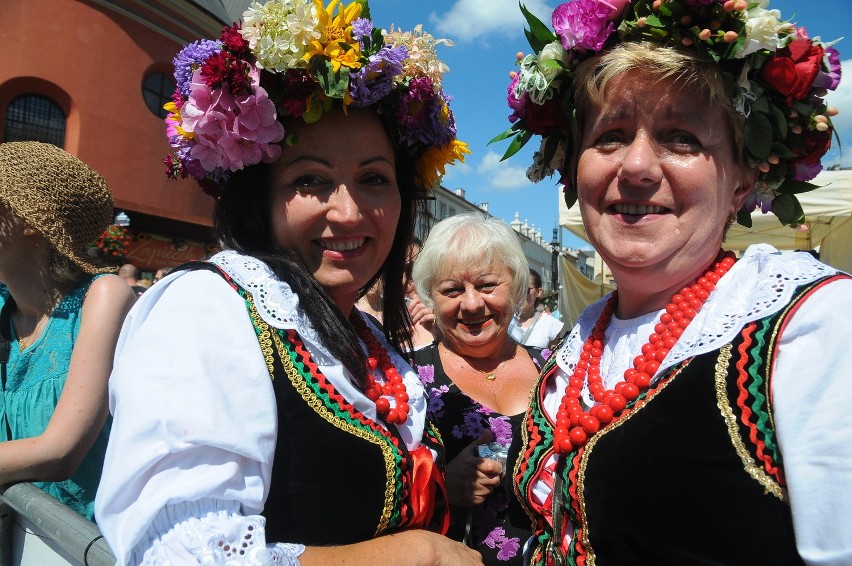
[556,169,852,323]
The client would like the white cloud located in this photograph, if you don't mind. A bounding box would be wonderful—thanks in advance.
[825,58,852,136]
[823,58,852,167]
[429,0,554,43]
[476,150,536,190]
[440,159,472,184]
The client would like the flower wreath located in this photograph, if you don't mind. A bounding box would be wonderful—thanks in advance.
[493,0,842,226]
[164,0,470,197]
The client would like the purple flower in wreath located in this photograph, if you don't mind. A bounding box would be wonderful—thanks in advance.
[351,17,373,46]
[350,45,408,107]
[173,39,223,97]
[813,47,842,91]
[552,0,616,53]
[742,191,773,214]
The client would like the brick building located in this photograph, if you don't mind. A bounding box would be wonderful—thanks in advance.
[0,0,250,272]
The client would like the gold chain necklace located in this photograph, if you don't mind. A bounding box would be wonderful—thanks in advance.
[14,312,50,351]
[467,344,519,381]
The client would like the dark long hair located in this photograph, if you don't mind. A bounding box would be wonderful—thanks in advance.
[214,116,424,385]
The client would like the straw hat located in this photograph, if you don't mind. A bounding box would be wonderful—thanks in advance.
[0,141,114,274]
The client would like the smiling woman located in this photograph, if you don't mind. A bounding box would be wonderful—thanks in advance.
[497,1,852,565]
[93,1,480,565]
[409,213,545,565]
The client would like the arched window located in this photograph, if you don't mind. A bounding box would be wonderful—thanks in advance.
[142,72,176,119]
[4,94,66,147]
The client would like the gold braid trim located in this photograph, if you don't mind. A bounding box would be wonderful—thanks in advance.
[714,344,787,502]
[246,296,399,536]
[247,299,276,378]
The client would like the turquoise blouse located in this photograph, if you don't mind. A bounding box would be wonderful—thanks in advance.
[0,276,111,520]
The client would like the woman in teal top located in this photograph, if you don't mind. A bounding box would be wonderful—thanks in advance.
[0,142,135,519]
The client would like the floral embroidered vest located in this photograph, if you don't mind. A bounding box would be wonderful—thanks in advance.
[512,274,848,566]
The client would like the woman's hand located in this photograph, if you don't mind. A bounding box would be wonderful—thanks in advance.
[300,529,483,565]
[407,292,435,329]
[444,430,503,508]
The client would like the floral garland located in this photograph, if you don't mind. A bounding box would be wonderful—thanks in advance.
[164,0,470,197]
[494,0,842,226]
[94,224,132,257]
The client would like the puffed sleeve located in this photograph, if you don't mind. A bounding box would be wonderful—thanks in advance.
[95,270,301,564]
[772,276,852,566]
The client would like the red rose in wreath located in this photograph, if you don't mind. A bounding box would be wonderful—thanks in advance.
[524,96,569,137]
[762,30,825,104]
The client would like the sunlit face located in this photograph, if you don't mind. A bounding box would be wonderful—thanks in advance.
[432,261,516,356]
[270,108,401,312]
[577,71,750,290]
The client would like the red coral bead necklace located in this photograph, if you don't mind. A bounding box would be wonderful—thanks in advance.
[552,250,737,455]
[351,314,410,425]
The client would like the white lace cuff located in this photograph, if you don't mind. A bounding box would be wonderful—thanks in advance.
[135,502,305,565]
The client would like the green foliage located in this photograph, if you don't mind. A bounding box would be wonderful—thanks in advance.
[520,3,556,53]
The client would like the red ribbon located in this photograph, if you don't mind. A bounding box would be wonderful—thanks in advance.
[401,445,450,534]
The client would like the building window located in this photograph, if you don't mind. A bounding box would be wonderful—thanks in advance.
[4,94,66,147]
[142,72,176,119]
[439,203,447,220]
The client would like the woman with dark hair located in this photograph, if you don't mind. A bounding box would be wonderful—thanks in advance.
[498,0,849,564]
[94,2,478,564]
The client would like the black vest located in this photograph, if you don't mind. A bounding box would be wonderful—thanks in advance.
[514,275,848,566]
[188,263,447,545]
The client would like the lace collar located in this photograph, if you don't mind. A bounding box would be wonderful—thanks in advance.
[555,244,837,378]
[209,250,331,360]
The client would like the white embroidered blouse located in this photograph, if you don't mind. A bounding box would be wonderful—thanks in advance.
[95,251,429,565]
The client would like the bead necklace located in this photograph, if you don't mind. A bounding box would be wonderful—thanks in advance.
[552,250,736,455]
[351,314,410,425]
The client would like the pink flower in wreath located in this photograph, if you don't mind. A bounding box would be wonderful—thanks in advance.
[181,70,283,172]
[552,0,618,52]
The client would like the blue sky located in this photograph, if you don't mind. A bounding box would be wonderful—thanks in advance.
[368,0,852,249]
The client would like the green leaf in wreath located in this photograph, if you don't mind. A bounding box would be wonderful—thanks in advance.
[488,121,525,145]
[501,128,534,160]
[771,193,805,226]
[310,57,350,99]
[744,112,773,160]
[776,179,818,195]
[520,3,557,51]
[736,206,753,228]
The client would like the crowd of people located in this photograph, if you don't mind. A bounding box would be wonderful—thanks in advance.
[0,0,848,565]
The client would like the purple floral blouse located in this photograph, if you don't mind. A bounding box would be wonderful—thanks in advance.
[411,343,548,565]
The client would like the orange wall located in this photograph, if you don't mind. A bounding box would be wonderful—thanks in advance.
[0,0,214,226]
